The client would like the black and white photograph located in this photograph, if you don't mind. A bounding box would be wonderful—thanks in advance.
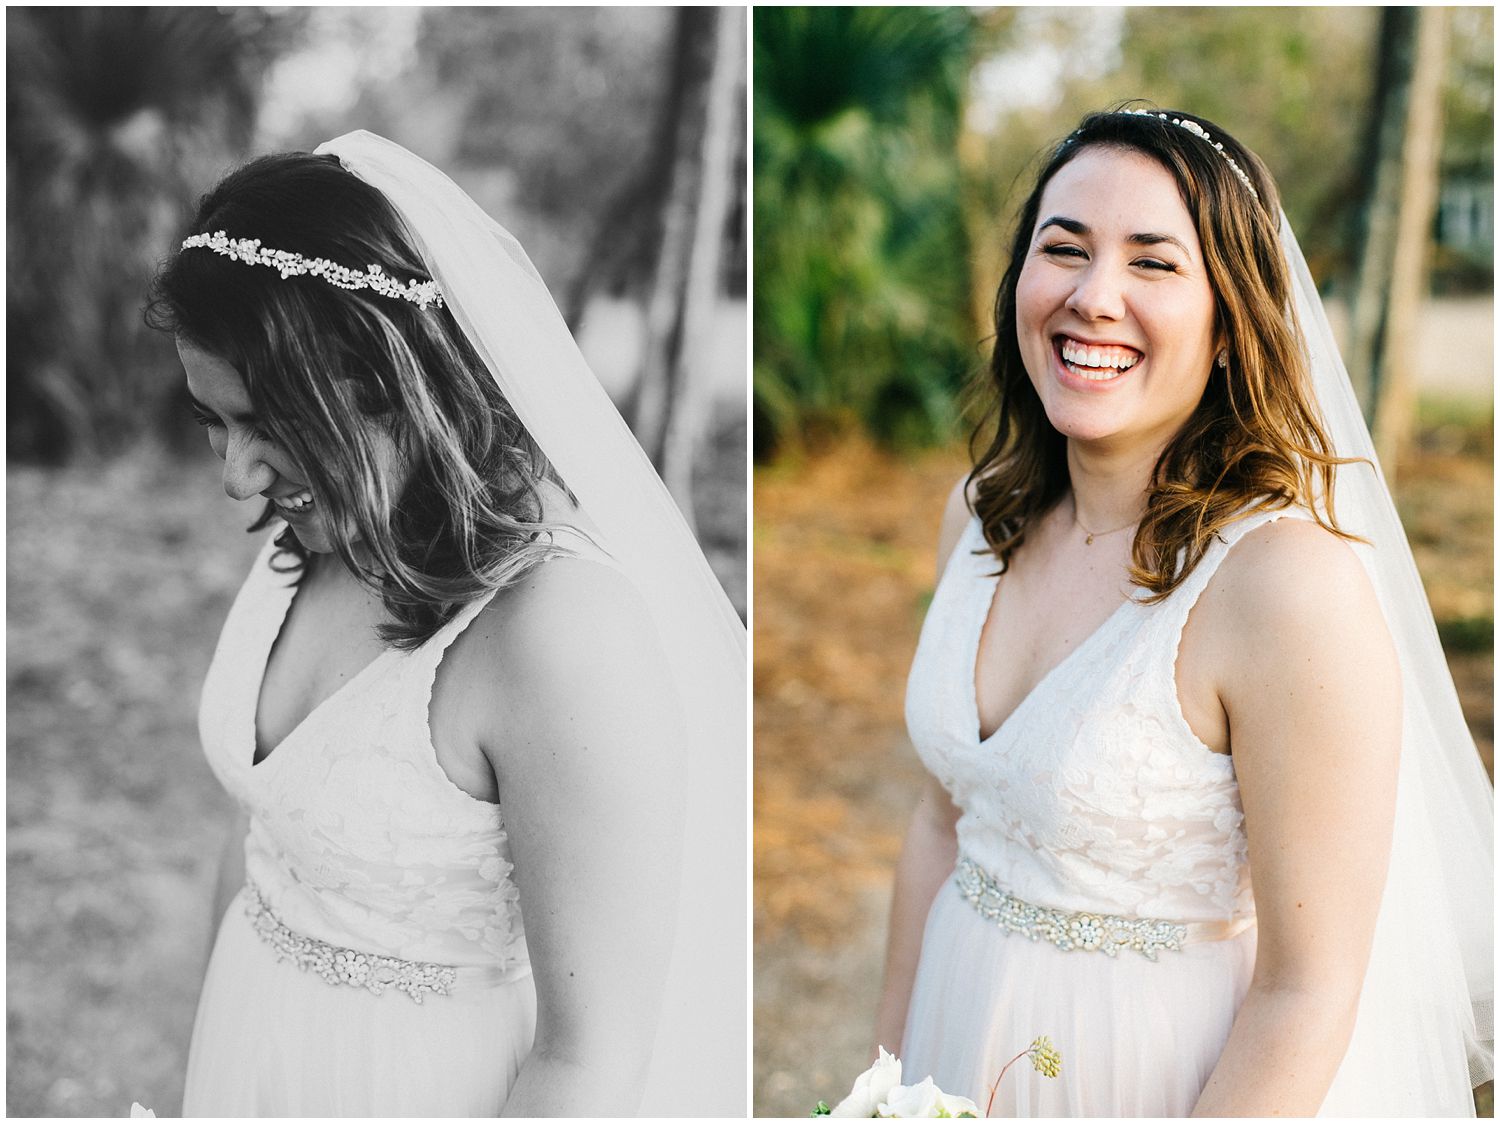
[9,7,747,1117]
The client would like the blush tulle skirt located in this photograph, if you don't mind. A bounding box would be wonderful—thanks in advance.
[899,883,1256,1117]
[182,887,536,1116]
[900,884,1480,1117]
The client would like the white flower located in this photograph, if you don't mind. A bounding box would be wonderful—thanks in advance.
[877,1075,978,1117]
[129,1105,156,1118]
[830,1046,903,1117]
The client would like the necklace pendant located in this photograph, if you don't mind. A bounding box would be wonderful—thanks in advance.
[1085,533,1095,546]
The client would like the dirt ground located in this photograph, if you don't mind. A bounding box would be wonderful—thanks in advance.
[5,411,744,1117]
[753,418,1493,1117]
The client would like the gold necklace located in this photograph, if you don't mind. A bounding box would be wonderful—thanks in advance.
[1072,504,1138,546]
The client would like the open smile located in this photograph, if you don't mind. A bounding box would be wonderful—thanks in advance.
[265,488,315,517]
[1053,335,1144,384]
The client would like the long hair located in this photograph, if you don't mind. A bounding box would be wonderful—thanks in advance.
[969,105,1360,598]
[147,152,567,649]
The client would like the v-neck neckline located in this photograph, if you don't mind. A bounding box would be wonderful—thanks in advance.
[248,560,395,770]
[965,518,1133,747]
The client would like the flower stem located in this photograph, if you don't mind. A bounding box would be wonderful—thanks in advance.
[984,1050,1029,1117]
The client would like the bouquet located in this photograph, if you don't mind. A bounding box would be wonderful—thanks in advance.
[813,1038,1062,1118]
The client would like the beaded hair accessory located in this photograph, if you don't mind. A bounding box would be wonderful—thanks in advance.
[1120,109,1259,199]
[180,230,444,309]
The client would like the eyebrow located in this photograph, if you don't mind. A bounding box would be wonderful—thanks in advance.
[186,390,259,425]
[1036,216,1192,257]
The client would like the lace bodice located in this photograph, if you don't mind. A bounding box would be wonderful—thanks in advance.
[906,506,1308,925]
[198,532,531,972]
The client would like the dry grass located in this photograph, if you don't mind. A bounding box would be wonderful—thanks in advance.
[5,413,745,1117]
[753,415,1493,1117]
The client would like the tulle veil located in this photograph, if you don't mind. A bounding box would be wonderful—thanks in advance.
[317,130,747,1116]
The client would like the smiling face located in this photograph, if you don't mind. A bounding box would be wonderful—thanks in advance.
[177,338,401,556]
[1014,145,1220,451]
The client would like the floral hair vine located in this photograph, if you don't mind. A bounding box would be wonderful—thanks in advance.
[1118,109,1260,199]
[180,230,445,310]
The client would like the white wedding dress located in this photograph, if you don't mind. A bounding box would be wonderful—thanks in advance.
[182,530,610,1115]
[901,505,1477,1117]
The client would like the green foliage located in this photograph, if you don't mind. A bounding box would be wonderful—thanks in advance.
[1438,614,1494,654]
[753,7,978,455]
[964,8,1382,290]
[966,8,1493,293]
[1441,7,1494,179]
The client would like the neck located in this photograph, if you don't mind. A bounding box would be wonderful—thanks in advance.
[1065,438,1160,531]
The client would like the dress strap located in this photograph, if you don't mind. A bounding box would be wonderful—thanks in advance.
[409,525,626,693]
[1158,504,1314,626]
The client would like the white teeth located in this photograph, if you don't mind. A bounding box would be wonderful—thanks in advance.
[273,490,314,511]
[1060,338,1141,377]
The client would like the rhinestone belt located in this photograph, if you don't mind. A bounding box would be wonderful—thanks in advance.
[954,857,1250,962]
[242,880,459,1003]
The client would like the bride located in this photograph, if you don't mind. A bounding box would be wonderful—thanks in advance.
[146,131,745,1116]
[876,107,1491,1115]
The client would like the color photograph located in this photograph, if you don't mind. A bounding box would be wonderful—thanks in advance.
[753,6,1492,1117]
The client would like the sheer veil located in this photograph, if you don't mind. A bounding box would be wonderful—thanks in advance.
[1277,213,1492,1113]
[316,131,747,1116]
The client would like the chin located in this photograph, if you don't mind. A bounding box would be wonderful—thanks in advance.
[284,518,338,555]
[1039,401,1131,444]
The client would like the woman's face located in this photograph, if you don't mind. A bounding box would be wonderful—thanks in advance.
[177,339,400,556]
[1015,145,1220,451]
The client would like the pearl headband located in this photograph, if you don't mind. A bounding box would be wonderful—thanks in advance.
[1119,110,1259,199]
[180,229,445,310]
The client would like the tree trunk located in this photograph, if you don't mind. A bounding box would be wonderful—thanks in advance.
[632,8,717,471]
[1347,7,1448,482]
[660,9,743,519]
[1373,8,1447,476]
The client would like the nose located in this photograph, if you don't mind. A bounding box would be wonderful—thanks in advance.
[221,434,276,501]
[1065,262,1126,322]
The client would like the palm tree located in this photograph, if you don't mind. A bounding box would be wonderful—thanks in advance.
[7,7,303,461]
[752,7,976,453]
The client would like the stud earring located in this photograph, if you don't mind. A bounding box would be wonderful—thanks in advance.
[1215,351,1228,369]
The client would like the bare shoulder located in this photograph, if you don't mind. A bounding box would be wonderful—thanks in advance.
[483,553,657,656]
[444,555,679,767]
[1212,515,1380,627]
[1203,514,1397,707]
[934,473,976,578]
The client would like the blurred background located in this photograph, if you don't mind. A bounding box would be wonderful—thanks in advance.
[752,6,1492,1116]
[7,7,746,1116]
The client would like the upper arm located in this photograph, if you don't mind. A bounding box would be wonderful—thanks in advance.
[1213,520,1400,996]
[474,558,685,1069]
[934,474,975,581]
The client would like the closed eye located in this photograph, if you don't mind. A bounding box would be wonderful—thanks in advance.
[1040,244,1087,260]
[190,408,274,443]
[1135,257,1179,273]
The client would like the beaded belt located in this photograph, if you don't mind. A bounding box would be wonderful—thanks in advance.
[241,880,513,1003]
[954,856,1252,962]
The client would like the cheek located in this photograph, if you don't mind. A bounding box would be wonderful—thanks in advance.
[1014,264,1045,331]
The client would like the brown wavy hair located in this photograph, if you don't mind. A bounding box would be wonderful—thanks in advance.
[147,152,571,648]
[969,104,1361,599]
